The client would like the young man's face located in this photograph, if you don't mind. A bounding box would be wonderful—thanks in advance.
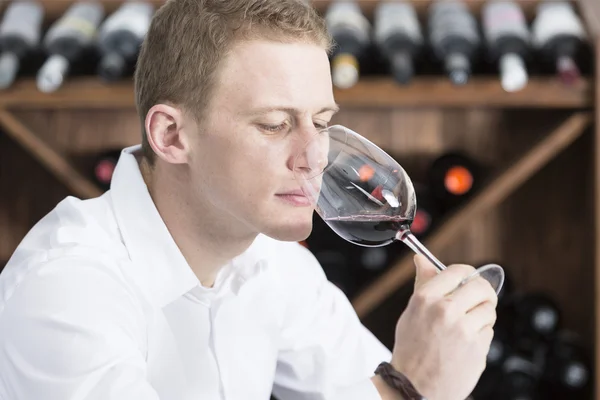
[187,39,337,242]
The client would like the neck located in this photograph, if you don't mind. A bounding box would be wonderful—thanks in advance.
[140,158,257,287]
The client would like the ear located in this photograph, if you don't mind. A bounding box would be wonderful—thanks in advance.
[144,104,190,165]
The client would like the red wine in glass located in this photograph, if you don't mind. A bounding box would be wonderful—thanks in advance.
[324,215,411,246]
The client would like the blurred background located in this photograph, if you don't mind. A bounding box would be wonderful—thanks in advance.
[0,0,598,399]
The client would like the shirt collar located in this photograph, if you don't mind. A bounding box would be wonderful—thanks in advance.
[109,145,200,307]
[110,145,273,308]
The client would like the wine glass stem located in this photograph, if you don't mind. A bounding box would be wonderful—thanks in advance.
[396,229,447,272]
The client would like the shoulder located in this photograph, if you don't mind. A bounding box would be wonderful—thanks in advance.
[0,193,145,332]
[0,255,145,324]
[11,194,128,262]
[0,255,147,354]
[1,193,133,307]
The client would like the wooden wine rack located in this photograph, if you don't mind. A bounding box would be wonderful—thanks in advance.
[0,0,599,397]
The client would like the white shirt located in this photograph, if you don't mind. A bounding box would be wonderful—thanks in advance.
[0,145,392,400]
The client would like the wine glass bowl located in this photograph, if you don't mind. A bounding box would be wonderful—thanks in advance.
[295,125,417,247]
[294,124,505,295]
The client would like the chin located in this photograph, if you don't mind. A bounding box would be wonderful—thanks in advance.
[260,218,314,242]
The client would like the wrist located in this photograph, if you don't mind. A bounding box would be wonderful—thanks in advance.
[371,375,404,400]
[373,362,427,400]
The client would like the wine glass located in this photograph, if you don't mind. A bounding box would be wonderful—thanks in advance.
[294,124,504,295]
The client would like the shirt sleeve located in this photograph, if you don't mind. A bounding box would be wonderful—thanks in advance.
[0,258,160,400]
[272,243,393,400]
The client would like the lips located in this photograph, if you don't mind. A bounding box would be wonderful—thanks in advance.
[275,189,312,206]
[277,189,306,196]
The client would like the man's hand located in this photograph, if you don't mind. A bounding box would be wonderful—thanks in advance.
[390,255,497,400]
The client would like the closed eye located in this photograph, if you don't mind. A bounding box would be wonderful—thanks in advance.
[258,123,288,133]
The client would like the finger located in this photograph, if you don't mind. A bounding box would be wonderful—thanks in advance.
[449,275,498,314]
[419,264,477,298]
[414,254,439,290]
[463,302,497,333]
[478,326,495,352]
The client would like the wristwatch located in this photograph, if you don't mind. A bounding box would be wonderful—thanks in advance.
[374,362,428,400]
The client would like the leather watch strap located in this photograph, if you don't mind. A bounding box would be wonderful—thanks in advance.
[374,362,427,400]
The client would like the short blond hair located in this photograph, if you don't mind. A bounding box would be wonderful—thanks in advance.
[134,0,333,164]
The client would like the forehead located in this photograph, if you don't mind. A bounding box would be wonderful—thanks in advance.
[211,40,335,113]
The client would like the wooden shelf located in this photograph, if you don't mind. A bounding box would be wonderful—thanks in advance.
[335,76,592,109]
[352,112,593,317]
[0,78,135,110]
[0,76,592,110]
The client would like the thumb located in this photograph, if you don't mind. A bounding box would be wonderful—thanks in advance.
[414,254,438,290]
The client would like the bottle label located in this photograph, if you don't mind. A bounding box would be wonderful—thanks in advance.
[46,3,105,45]
[482,2,529,42]
[332,53,359,89]
[60,16,99,38]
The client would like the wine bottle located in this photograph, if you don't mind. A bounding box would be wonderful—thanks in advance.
[428,0,480,85]
[498,358,540,400]
[325,1,371,89]
[472,327,511,399]
[359,247,390,272]
[374,1,423,85]
[470,367,504,399]
[488,323,512,369]
[93,149,121,190]
[97,1,154,82]
[541,331,591,398]
[513,292,561,341]
[314,249,356,297]
[531,2,588,86]
[37,1,105,93]
[498,336,547,400]
[411,183,440,239]
[0,1,44,89]
[482,1,531,93]
[427,152,480,209]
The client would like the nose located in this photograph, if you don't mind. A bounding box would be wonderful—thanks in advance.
[289,127,329,177]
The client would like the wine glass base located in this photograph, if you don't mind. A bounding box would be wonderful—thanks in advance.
[456,264,505,296]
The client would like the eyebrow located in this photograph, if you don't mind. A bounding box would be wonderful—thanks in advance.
[245,104,340,117]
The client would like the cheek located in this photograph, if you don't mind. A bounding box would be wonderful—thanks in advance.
[206,143,286,202]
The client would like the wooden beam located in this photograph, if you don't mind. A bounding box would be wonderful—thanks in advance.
[578,0,600,38]
[0,109,103,199]
[353,112,593,317]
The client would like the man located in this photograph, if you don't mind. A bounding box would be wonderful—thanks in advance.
[0,0,497,399]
